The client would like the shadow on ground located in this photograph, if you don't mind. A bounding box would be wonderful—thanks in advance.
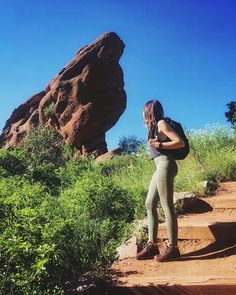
[179,240,236,261]
[108,284,236,295]
[181,198,213,214]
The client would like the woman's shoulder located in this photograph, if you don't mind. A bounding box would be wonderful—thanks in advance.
[157,119,168,129]
[157,119,173,134]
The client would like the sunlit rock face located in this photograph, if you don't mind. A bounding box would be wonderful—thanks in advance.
[0,32,126,157]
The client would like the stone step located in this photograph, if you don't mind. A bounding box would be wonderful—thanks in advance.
[111,182,236,294]
[111,239,236,295]
[158,211,236,241]
[200,194,236,209]
[109,284,236,295]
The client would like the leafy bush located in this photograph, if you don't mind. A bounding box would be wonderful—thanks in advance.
[43,103,54,118]
[22,126,67,167]
[60,170,135,222]
[98,154,138,177]
[25,163,61,195]
[0,148,27,177]
[0,169,134,294]
[57,157,93,189]
[0,178,57,294]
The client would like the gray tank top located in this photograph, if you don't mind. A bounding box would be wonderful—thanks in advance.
[149,123,169,159]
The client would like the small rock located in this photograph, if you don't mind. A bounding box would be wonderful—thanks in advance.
[201,180,209,188]
[174,192,197,212]
[174,192,196,203]
[116,236,138,260]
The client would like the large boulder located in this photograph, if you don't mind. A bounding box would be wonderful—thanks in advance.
[0,32,126,157]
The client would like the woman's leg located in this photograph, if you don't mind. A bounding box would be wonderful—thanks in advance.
[145,170,159,243]
[136,169,160,260]
[156,159,178,246]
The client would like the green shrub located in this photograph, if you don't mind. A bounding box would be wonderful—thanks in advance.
[0,178,58,294]
[43,103,54,118]
[98,154,138,177]
[22,126,65,167]
[125,184,147,219]
[107,154,154,190]
[60,170,135,222]
[25,163,61,195]
[0,148,27,177]
[0,170,134,294]
[57,157,93,189]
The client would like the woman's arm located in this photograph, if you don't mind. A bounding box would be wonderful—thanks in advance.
[149,119,185,150]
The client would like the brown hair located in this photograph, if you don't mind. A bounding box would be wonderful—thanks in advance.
[143,100,164,139]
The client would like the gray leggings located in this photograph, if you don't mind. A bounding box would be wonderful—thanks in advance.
[145,154,178,245]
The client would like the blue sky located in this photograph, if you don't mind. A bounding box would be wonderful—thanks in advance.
[0,0,235,150]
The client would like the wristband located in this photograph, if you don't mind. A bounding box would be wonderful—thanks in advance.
[159,142,163,149]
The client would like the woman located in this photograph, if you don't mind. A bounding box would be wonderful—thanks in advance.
[136,99,185,262]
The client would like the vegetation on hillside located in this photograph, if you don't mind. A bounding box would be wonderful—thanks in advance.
[0,123,235,294]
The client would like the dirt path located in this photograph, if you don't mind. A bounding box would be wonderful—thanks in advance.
[109,182,236,294]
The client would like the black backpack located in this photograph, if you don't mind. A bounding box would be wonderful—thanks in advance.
[149,117,189,160]
[162,117,189,160]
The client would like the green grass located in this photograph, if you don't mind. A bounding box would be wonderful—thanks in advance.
[110,124,236,197]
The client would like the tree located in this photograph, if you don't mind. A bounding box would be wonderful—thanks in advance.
[225,101,236,128]
[118,135,145,154]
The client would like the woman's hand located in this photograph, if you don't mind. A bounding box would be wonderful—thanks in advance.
[148,137,161,149]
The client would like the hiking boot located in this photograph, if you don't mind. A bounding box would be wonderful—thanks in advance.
[154,244,180,262]
[136,242,159,260]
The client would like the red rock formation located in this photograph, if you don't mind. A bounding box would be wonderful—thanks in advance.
[0,32,126,157]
